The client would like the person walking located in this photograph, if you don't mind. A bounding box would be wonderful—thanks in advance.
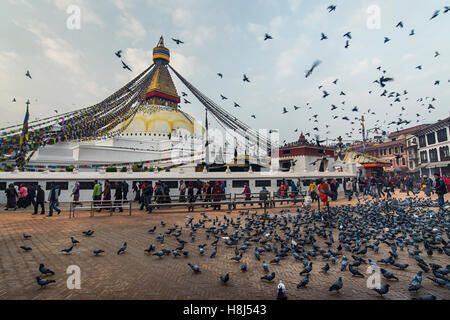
[280,182,287,199]
[5,183,18,211]
[211,181,223,210]
[18,184,28,208]
[141,182,153,212]
[434,173,447,209]
[48,184,61,217]
[133,182,141,203]
[345,179,353,201]
[71,181,81,208]
[122,181,129,202]
[290,180,298,199]
[179,180,186,202]
[112,181,123,213]
[384,178,393,199]
[162,182,171,203]
[92,180,102,212]
[376,175,385,198]
[28,184,37,213]
[242,184,251,205]
[308,180,317,201]
[259,186,270,209]
[318,179,330,207]
[102,180,112,211]
[423,176,433,197]
[405,175,413,196]
[34,184,45,215]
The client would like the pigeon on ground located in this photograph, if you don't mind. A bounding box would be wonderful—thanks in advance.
[36,276,55,288]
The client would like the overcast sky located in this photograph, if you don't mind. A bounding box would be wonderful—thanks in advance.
[1,0,449,144]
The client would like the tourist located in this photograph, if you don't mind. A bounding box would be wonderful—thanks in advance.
[243,184,251,205]
[93,180,102,212]
[155,182,164,204]
[195,179,202,201]
[290,180,298,198]
[133,182,141,203]
[329,179,338,201]
[345,179,353,201]
[422,175,433,197]
[211,181,223,210]
[122,181,129,202]
[48,184,61,216]
[259,186,270,208]
[318,179,330,207]
[18,184,28,209]
[71,181,81,207]
[163,182,171,203]
[376,175,385,198]
[308,180,317,201]
[34,185,45,215]
[142,182,153,212]
[28,184,37,213]
[5,183,18,211]
[112,181,123,213]
[179,180,186,202]
[384,178,393,199]
[187,182,195,212]
[102,180,112,211]
[434,173,447,209]
[405,175,414,196]
[280,182,287,198]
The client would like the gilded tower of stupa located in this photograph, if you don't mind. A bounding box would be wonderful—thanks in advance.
[119,36,203,136]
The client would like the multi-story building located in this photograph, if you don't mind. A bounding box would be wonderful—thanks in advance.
[414,116,450,177]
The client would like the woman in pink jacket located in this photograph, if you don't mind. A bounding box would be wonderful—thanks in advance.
[18,184,28,208]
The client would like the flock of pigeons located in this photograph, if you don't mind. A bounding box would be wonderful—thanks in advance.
[19,196,449,300]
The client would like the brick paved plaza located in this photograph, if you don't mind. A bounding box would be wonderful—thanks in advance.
[1,193,449,300]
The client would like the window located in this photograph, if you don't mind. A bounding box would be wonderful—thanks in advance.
[427,132,436,145]
[277,180,292,187]
[440,146,450,161]
[388,148,392,155]
[255,180,271,187]
[429,149,438,163]
[232,180,249,188]
[418,135,426,148]
[402,158,406,166]
[394,147,398,154]
[79,182,95,190]
[160,181,179,189]
[420,151,428,163]
[384,149,387,156]
[437,128,448,142]
[45,182,69,190]
[400,146,404,153]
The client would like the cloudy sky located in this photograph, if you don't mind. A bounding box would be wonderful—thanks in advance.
[1,0,449,144]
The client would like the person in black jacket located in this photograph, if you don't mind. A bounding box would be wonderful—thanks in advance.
[112,182,123,213]
[28,184,37,213]
[122,181,129,202]
[141,182,153,212]
[434,173,447,208]
[34,185,45,215]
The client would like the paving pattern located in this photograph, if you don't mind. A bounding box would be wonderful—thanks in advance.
[0,192,449,300]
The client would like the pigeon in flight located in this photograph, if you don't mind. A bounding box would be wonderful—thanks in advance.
[264,33,273,41]
[217,73,223,78]
[409,29,415,36]
[234,102,241,108]
[294,105,300,110]
[12,98,16,102]
[320,33,328,40]
[444,6,450,13]
[434,51,440,57]
[344,40,350,49]
[322,90,330,98]
[25,70,32,79]
[305,60,322,78]
[251,115,256,119]
[282,107,288,114]
[343,32,352,39]
[416,65,422,70]
[172,38,184,45]
[243,74,250,82]
[430,10,440,20]
[220,94,228,100]
[184,99,191,104]
[384,37,391,43]
[332,79,338,84]
[121,61,132,72]
[396,21,403,28]
[327,5,336,12]
[181,92,188,97]
[115,50,122,58]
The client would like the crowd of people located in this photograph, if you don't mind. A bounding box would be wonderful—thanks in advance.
[3,173,449,215]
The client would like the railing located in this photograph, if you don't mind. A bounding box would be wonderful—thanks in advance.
[69,200,132,218]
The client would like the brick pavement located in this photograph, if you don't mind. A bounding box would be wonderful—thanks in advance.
[0,192,449,300]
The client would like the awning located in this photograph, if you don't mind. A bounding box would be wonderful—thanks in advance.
[363,164,391,168]
[425,161,450,168]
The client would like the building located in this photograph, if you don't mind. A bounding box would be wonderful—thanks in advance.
[365,124,425,175]
[414,116,450,177]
